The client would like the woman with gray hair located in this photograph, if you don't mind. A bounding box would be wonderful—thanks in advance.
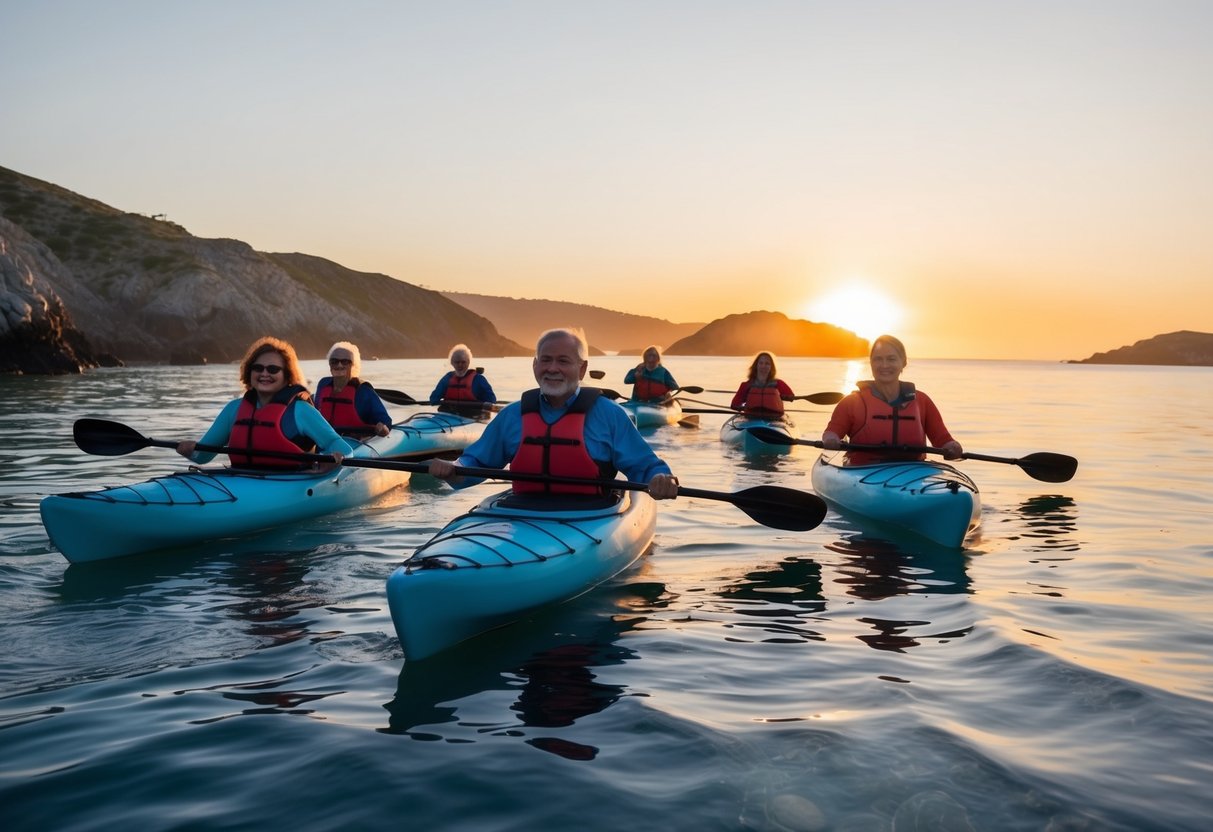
[429,343,497,418]
[314,341,392,436]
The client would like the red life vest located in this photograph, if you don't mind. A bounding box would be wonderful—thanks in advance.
[847,383,927,463]
[743,382,785,416]
[444,370,480,402]
[230,385,316,468]
[632,371,671,401]
[316,378,364,430]
[511,389,615,495]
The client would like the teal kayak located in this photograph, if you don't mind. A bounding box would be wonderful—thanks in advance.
[620,398,687,429]
[386,489,656,660]
[720,414,796,454]
[810,452,981,548]
[40,414,482,563]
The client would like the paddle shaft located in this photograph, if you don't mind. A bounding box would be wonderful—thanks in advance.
[743,426,1077,483]
[72,419,825,530]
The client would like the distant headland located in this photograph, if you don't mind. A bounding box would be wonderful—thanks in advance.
[1068,331,1213,366]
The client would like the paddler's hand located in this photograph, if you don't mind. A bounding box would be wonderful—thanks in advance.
[375,422,390,437]
[821,431,842,450]
[647,473,679,500]
[330,451,345,465]
[940,440,963,460]
[176,440,197,459]
[428,458,459,482]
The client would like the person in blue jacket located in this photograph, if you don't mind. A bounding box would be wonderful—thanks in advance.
[429,344,497,418]
[314,341,392,437]
[624,345,679,402]
[428,328,679,499]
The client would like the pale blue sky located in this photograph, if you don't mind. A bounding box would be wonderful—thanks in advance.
[4,0,1211,358]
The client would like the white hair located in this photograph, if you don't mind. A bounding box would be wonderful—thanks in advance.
[326,341,362,377]
[536,327,589,361]
[448,343,472,363]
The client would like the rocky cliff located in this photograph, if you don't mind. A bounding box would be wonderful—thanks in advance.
[0,165,528,373]
[666,310,869,357]
[1070,331,1213,366]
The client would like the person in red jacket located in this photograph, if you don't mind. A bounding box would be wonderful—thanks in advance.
[822,334,963,465]
[730,351,795,418]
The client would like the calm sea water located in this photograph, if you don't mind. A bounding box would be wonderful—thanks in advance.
[1,356,1211,831]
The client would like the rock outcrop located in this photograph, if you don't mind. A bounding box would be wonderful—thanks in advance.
[1070,331,1213,366]
[0,165,529,372]
[666,310,869,357]
[0,216,105,374]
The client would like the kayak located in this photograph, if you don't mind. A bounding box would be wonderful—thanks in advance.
[39,416,480,564]
[386,488,657,660]
[720,414,797,454]
[385,410,486,457]
[620,398,686,429]
[810,452,981,548]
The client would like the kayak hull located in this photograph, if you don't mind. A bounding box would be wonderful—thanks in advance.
[810,452,981,548]
[39,417,481,563]
[720,414,796,454]
[620,399,684,429]
[386,489,656,660]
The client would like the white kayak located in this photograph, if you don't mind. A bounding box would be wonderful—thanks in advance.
[386,489,656,660]
[40,414,482,564]
[810,452,981,548]
[720,414,797,454]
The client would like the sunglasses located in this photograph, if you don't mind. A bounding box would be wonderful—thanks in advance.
[328,358,353,366]
[250,363,284,375]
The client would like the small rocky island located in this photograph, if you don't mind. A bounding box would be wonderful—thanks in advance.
[1070,331,1213,366]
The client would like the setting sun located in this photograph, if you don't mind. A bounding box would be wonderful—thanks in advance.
[802,283,905,344]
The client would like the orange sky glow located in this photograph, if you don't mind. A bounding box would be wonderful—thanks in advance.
[4,2,1210,360]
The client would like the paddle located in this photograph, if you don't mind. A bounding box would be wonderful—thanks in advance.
[745,427,1078,483]
[677,405,827,416]
[378,388,418,405]
[72,419,827,531]
[702,389,844,405]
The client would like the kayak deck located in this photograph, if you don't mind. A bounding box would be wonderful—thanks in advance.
[620,399,685,429]
[386,489,656,660]
[40,427,422,563]
[720,414,796,454]
[811,452,980,548]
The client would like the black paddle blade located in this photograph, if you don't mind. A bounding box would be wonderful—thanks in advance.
[377,388,418,405]
[73,418,152,456]
[1018,452,1078,483]
[745,426,800,446]
[801,391,844,405]
[727,485,827,531]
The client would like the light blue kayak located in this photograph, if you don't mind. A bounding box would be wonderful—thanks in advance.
[40,415,481,564]
[811,452,981,548]
[385,410,486,457]
[620,398,690,429]
[386,488,656,660]
[720,414,796,454]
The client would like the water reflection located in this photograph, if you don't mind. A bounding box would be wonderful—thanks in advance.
[714,556,827,643]
[382,589,650,761]
[825,534,974,653]
[825,535,971,600]
[58,540,327,649]
[1002,494,1081,554]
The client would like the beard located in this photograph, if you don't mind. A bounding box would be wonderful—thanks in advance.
[538,374,577,399]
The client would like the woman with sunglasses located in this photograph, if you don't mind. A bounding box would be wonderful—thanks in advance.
[176,337,353,468]
[314,341,392,437]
